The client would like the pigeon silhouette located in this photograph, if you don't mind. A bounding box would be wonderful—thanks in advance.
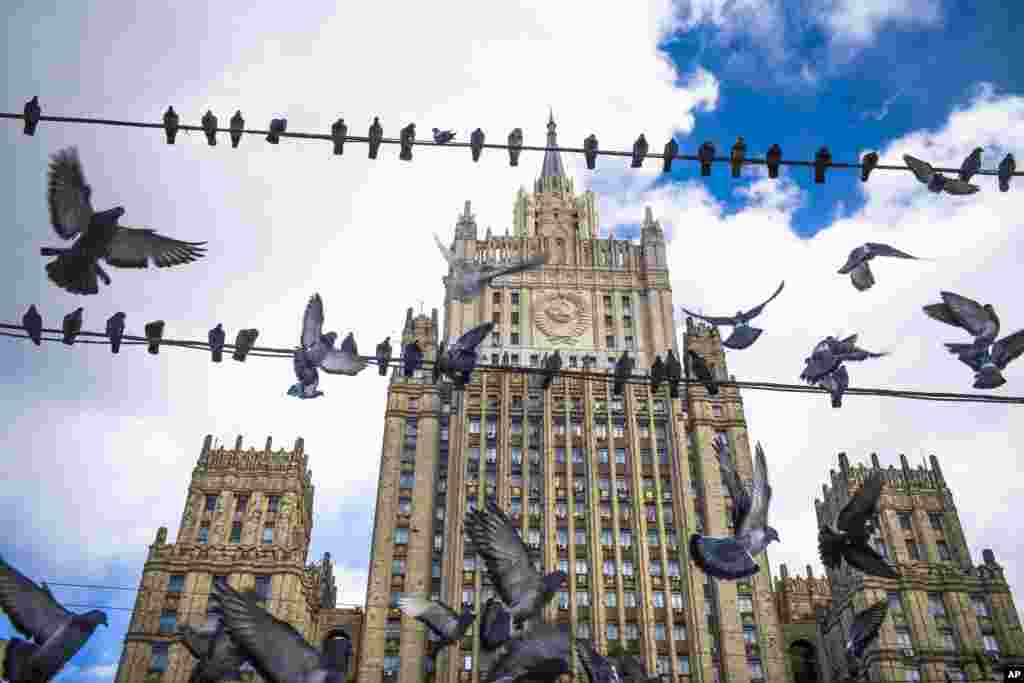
[465,501,568,625]
[630,134,648,168]
[201,110,218,146]
[860,151,879,181]
[483,622,577,683]
[730,136,746,178]
[266,118,287,144]
[368,117,383,159]
[689,435,778,580]
[106,312,126,353]
[952,329,1024,390]
[23,96,41,136]
[470,128,486,162]
[680,281,785,349]
[816,364,849,408]
[613,350,633,396]
[766,144,782,178]
[230,111,245,148]
[208,324,226,363]
[542,349,562,390]
[211,580,349,683]
[846,599,888,665]
[480,598,513,651]
[686,350,718,395]
[998,153,1016,192]
[508,128,524,166]
[838,243,920,292]
[398,594,475,660]
[299,294,368,376]
[22,305,42,346]
[959,147,983,182]
[904,154,979,195]
[0,554,108,683]
[924,291,1000,359]
[818,472,900,579]
[41,147,207,295]
[376,337,392,377]
[663,138,679,173]
[435,233,547,302]
[403,339,423,377]
[288,348,324,400]
[432,128,456,144]
[650,355,666,390]
[62,307,83,345]
[178,620,250,683]
[435,322,494,387]
[698,141,715,176]
[613,653,660,683]
[800,335,887,384]
[583,134,599,169]
[163,106,179,144]
[665,349,682,398]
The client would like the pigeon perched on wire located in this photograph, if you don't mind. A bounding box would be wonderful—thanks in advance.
[376,337,392,377]
[432,128,456,144]
[951,329,1024,390]
[471,128,485,162]
[465,500,568,628]
[210,579,349,683]
[686,350,718,395]
[860,151,879,182]
[62,307,82,345]
[766,144,782,178]
[403,339,423,377]
[106,312,125,353]
[630,134,648,168]
[435,233,547,302]
[298,293,368,377]
[800,335,887,384]
[480,598,513,652]
[613,350,633,396]
[23,96,41,136]
[0,554,108,683]
[266,118,287,144]
[41,147,207,295]
[680,281,785,349]
[398,594,475,661]
[22,305,42,346]
[201,110,218,146]
[508,128,523,166]
[163,106,179,144]
[923,291,1000,360]
[663,138,679,173]
[208,323,226,362]
[584,134,599,170]
[815,364,849,408]
[650,355,666,390]
[178,620,250,683]
[959,147,983,182]
[818,472,900,579]
[689,435,779,580]
[483,622,579,683]
[288,349,324,400]
[435,322,494,387]
[838,243,921,292]
[542,349,562,390]
[730,136,746,178]
[368,117,383,159]
[613,653,660,683]
[998,153,1016,192]
[846,599,888,674]
[230,110,245,148]
[665,349,682,398]
[904,154,979,195]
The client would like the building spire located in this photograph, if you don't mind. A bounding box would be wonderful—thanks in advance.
[540,109,567,180]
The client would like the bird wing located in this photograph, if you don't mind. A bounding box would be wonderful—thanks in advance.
[817,527,844,569]
[178,624,215,659]
[939,291,994,337]
[679,306,737,327]
[293,349,319,384]
[741,280,785,320]
[0,556,72,643]
[434,233,457,267]
[465,502,541,608]
[739,442,772,537]
[837,473,882,537]
[832,335,859,354]
[211,580,322,683]
[838,247,867,274]
[689,535,759,580]
[923,303,963,329]
[47,147,94,240]
[302,294,325,349]
[992,329,1024,370]
[865,243,918,260]
[208,622,249,676]
[686,350,712,380]
[903,155,935,184]
[487,255,548,280]
[711,435,751,531]
[959,150,981,181]
[844,543,901,579]
[320,333,366,374]
[103,227,206,268]
[615,654,649,682]
[850,263,875,291]
[848,600,888,659]
[942,180,980,195]
[453,322,495,356]
[398,595,463,640]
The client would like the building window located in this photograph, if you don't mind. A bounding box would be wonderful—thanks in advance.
[168,574,185,594]
[652,592,665,608]
[624,591,637,608]
[738,596,754,613]
[906,668,921,683]
[907,540,921,560]
[463,655,473,672]
[712,405,723,418]
[971,595,990,617]
[615,448,627,464]
[898,512,913,530]
[655,623,667,641]
[205,494,218,512]
[607,623,619,640]
[625,336,635,350]
[262,524,274,544]
[622,561,634,576]
[625,623,639,640]
[463,588,476,606]
[469,418,480,434]
[603,295,613,307]
[928,593,946,617]
[577,622,591,639]
[394,528,409,544]
[558,591,569,609]
[749,659,765,681]
[530,354,539,367]
[939,629,956,651]
[234,495,248,516]
[158,610,177,634]
[197,522,210,544]
[677,656,690,675]
[623,315,633,328]
[399,473,414,488]
[576,591,590,607]
[673,624,687,641]
[937,541,952,561]
[149,642,169,672]
[254,575,271,603]
[606,592,618,608]
[511,292,520,306]
[229,521,242,543]
[493,292,502,305]
[982,635,1000,653]
[398,498,412,515]
[267,496,280,513]
[510,333,520,345]
[393,558,406,575]
[492,311,501,325]
[606,336,615,349]
[672,592,684,609]
[650,562,662,577]
[895,627,912,649]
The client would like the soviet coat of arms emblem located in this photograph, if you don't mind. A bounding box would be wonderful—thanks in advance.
[534,292,591,344]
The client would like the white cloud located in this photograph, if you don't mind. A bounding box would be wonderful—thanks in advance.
[815,0,943,45]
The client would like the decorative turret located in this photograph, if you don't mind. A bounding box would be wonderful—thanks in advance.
[453,200,478,243]
[640,205,667,269]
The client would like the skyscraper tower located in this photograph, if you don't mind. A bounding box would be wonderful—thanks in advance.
[358,115,785,683]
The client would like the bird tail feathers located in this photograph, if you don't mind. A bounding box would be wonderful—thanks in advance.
[3,638,39,683]
[40,247,68,256]
[944,343,977,355]
[287,383,303,397]
[45,255,100,294]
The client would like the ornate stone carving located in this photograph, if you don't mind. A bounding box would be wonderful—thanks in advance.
[534,292,592,345]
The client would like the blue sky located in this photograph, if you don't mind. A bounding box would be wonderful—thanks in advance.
[2,1,1023,680]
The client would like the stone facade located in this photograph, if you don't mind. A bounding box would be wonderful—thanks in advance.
[358,115,786,683]
[774,565,832,683]
[113,435,364,683]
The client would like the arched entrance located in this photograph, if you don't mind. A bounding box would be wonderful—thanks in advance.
[790,640,819,683]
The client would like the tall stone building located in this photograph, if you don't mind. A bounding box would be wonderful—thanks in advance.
[809,452,1023,683]
[114,435,364,683]
[773,565,832,683]
[358,114,786,683]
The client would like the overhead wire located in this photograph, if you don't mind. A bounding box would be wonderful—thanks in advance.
[2,322,1022,405]
[3,111,1020,180]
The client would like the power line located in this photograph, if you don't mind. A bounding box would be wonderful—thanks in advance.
[3,111,1019,182]
[3,322,1022,405]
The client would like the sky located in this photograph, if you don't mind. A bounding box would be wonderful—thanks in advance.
[1,0,1023,679]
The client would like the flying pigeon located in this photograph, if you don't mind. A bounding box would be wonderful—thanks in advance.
[766,144,782,178]
[0,554,108,683]
[464,500,568,625]
[40,147,207,295]
[958,147,983,182]
[730,136,746,178]
[22,305,42,346]
[818,472,900,579]
[577,642,622,683]
[663,138,679,173]
[508,128,523,166]
[680,280,785,349]
[163,106,179,144]
[904,154,979,195]
[432,128,456,144]
[689,435,779,580]
[838,243,920,292]
[480,597,513,651]
[846,599,888,668]
[266,118,287,144]
[951,329,1024,390]
[583,134,599,170]
[686,350,718,396]
[210,579,348,683]
[105,312,125,353]
[816,364,849,408]
[800,335,887,385]
[178,621,250,683]
[403,339,423,377]
[923,291,1000,358]
[998,153,1015,192]
[665,349,682,398]
[698,141,715,176]
[62,307,82,345]
[288,348,324,399]
[435,233,547,302]
[483,622,577,683]
[613,350,634,396]
[230,110,245,148]
[471,128,485,162]
[397,594,475,659]
[613,653,660,683]
[23,96,41,136]
[650,355,666,390]
[209,323,226,362]
[201,110,218,146]
[376,337,392,377]
[631,134,648,168]
[435,322,494,387]
[542,349,562,390]
[368,117,383,159]
[299,293,368,376]
[860,151,879,182]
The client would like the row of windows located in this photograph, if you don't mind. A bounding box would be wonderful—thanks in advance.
[201,493,280,513]
[470,417,671,435]
[887,591,1003,654]
[382,653,688,676]
[195,520,276,545]
[488,292,635,311]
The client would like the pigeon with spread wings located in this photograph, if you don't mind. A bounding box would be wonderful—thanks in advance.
[679,281,784,349]
[952,329,1024,390]
[483,623,592,683]
[923,291,1001,360]
[800,334,887,385]
[435,322,494,387]
[435,233,547,302]
[178,618,251,683]
[398,594,475,660]
[838,243,921,292]
[818,472,900,579]
[40,147,206,295]
[298,293,367,376]
[847,599,888,667]
[904,154,979,195]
